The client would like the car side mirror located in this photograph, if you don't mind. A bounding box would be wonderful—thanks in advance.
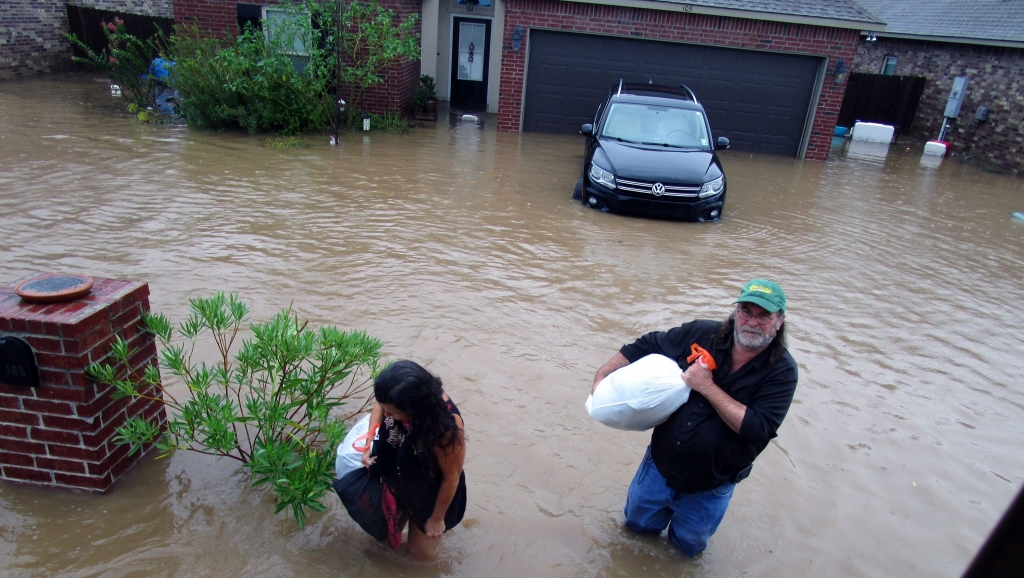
[580,123,593,136]
[716,136,730,150]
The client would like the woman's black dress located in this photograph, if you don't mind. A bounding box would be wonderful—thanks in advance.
[369,396,467,535]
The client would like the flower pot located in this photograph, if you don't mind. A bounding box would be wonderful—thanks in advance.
[424,97,438,113]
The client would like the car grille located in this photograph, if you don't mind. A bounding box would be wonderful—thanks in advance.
[616,178,701,198]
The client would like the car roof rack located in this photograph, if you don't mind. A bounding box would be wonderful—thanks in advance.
[617,83,699,103]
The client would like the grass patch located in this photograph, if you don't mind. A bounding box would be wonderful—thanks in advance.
[265,136,308,149]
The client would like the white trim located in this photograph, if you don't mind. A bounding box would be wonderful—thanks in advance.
[447,14,494,110]
[860,30,1024,49]
[798,56,829,160]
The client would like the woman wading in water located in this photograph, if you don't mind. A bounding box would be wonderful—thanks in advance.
[362,360,467,559]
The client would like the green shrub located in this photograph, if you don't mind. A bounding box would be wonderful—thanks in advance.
[165,24,331,134]
[86,293,384,529]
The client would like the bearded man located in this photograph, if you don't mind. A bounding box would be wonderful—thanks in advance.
[591,279,798,557]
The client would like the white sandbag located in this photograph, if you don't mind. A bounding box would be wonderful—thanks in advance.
[335,414,371,477]
[585,354,690,431]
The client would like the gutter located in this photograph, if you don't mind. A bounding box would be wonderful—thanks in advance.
[560,0,887,31]
[861,31,1024,50]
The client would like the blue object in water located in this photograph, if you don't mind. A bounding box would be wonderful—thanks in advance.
[149,58,175,83]
[1012,212,1024,222]
[834,126,849,137]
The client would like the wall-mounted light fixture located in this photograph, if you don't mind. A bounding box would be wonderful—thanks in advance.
[833,58,848,85]
[866,33,878,42]
[512,26,522,51]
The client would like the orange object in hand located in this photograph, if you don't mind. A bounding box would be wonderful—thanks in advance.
[686,343,717,370]
[351,422,380,453]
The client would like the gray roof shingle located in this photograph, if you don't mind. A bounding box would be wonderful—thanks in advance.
[854,0,1024,44]
[649,0,885,26]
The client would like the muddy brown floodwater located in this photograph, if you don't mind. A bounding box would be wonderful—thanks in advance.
[2,75,1024,578]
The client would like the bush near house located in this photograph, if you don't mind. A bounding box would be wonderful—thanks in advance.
[68,0,419,135]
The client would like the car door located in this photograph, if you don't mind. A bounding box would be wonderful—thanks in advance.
[582,91,610,177]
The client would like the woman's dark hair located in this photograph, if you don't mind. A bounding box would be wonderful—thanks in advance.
[373,360,461,457]
[716,312,788,366]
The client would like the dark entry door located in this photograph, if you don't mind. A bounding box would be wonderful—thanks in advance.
[450,17,491,112]
[523,30,822,157]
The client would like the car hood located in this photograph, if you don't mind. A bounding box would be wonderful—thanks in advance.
[597,139,718,184]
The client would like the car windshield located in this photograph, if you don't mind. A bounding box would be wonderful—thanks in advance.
[600,102,711,149]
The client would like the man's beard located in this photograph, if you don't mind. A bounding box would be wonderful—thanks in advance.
[734,322,776,350]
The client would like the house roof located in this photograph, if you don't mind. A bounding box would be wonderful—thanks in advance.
[854,0,1024,47]
[563,0,886,30]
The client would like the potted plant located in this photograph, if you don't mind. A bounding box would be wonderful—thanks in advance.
[413,74,438,120]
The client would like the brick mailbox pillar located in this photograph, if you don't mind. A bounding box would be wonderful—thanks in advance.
[0,276,165,491]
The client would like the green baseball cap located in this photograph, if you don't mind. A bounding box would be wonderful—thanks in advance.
[734,279,787,313]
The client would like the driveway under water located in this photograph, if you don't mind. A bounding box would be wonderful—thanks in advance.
[2,75,1024,578]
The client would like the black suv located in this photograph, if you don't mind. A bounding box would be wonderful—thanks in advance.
[574,83,730,221]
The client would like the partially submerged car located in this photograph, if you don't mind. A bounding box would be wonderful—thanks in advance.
[574,82,730,221]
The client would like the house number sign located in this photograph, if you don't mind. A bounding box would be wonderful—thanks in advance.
[0,336,39,388]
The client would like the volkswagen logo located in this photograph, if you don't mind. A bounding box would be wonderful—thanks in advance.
[651,182,666,196]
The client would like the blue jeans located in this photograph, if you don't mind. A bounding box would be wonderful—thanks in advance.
[623,446,735,557]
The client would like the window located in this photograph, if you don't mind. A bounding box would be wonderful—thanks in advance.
[881,55,897,76]
[262,6,310,55]
[601,103,710,149]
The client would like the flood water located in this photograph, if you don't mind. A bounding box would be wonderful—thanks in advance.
[2,75,1024,577]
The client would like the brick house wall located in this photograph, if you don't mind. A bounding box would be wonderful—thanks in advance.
[356,0,421,117]
[0,0,173,80]
[173,0,422,116]
[496,0,859,160]
[853,38,1024,176]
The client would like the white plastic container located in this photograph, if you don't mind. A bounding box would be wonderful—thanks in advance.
[851,121,896,144]
[923,140,948,156]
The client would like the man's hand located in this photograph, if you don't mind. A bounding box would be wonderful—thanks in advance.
[681,359,715,395]
[682,360,748,434]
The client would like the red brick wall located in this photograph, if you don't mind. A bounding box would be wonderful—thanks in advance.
[357,0,422,117]
[853,38,1024,176]
[497,0,859,160]
[0,277,165,492]
[173,0,235,35]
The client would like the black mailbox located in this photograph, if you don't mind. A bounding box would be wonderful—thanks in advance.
[0,336,39,388]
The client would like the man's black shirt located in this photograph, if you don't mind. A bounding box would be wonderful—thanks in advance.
[620,320,798,493]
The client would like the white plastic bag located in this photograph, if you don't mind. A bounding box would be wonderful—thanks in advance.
[585,354,690,431]
[335,414,371,477]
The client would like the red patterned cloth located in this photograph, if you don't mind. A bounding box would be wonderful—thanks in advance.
[381,480,402,550]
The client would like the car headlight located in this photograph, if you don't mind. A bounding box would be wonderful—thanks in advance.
[699,175,725,198]
[589,162,616,189]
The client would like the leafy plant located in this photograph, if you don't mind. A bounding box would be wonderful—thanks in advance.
[86,293,384,529]
[412,74,436,111]
[337,0,420,127]
[66,17,160,110]
[127,103,159,123]
[362,111,409,133]
[265,136,308,148]
[162,22,332,134]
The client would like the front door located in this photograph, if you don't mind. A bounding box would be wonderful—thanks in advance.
[450,18,490,112]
